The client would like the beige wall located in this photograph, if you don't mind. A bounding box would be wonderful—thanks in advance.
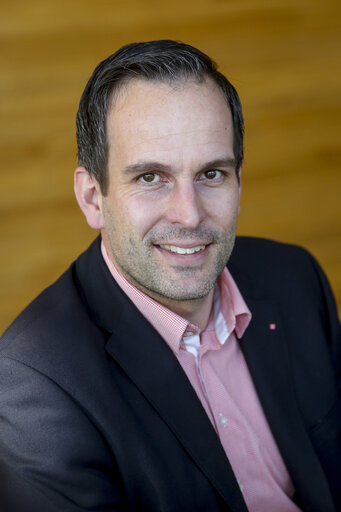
[1,0,340,332]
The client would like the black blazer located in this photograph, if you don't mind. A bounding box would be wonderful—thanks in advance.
[0,237,340,512]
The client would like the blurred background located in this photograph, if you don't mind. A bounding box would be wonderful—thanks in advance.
[1,0,340,333]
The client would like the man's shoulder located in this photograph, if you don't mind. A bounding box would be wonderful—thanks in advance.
[1,265,83,359]
[231,236,316,275]
[0,238,104,369]
[233,235,312,262]
[230,236,326,301]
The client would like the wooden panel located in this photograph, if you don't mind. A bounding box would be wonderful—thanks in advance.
[1,0,340,332]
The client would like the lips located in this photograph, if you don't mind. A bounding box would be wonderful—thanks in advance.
[159,244,206,255]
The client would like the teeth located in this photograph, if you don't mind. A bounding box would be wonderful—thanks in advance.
[160,244,205,254]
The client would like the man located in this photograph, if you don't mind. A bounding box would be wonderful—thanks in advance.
[0,40,340,512]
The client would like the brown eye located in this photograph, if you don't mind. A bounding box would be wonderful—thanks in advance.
[139,173,160,183]
[204,170,222,180]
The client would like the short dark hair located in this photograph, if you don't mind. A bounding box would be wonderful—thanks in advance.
[76,40,244,195]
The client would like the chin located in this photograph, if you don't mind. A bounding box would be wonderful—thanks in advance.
[158,283,216,302]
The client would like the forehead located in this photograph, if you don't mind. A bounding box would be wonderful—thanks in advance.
[105,77,234,167]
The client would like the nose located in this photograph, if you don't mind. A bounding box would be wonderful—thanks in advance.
[165,181,205,229]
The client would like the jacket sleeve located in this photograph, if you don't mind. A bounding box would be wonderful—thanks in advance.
[307,251,341,509]
[309,252,341,394]
[0,356,128,512]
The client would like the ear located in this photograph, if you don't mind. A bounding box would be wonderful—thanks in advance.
[74,166,104,229]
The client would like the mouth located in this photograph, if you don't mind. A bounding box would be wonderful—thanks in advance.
[158,244,207,255]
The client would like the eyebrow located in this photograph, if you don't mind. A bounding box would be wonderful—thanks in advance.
[122,157,237,176]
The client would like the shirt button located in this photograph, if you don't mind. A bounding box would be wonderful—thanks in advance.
[219,413,228,428]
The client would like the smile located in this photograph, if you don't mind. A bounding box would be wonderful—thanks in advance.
[159,244,206,255]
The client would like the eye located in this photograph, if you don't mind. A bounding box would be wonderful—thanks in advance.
[205,170,220,180]
[138,173,161,184]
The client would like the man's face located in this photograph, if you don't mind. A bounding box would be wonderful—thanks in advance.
[100,78,241,305]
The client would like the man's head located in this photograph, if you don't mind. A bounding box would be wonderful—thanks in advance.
[74,41,243,314]
[76,40,244,195]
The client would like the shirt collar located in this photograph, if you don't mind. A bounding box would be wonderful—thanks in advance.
[213,268,251,344]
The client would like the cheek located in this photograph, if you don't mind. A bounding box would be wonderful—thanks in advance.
[122,195,161,237]
[204,188,240,223]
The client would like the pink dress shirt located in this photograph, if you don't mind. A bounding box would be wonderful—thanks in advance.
[101,242,301,512]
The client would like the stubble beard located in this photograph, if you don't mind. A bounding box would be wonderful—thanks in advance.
[104,218,237,303]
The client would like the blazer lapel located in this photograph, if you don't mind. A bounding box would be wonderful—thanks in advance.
[239,297,335,512]
[105,305,248,512]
